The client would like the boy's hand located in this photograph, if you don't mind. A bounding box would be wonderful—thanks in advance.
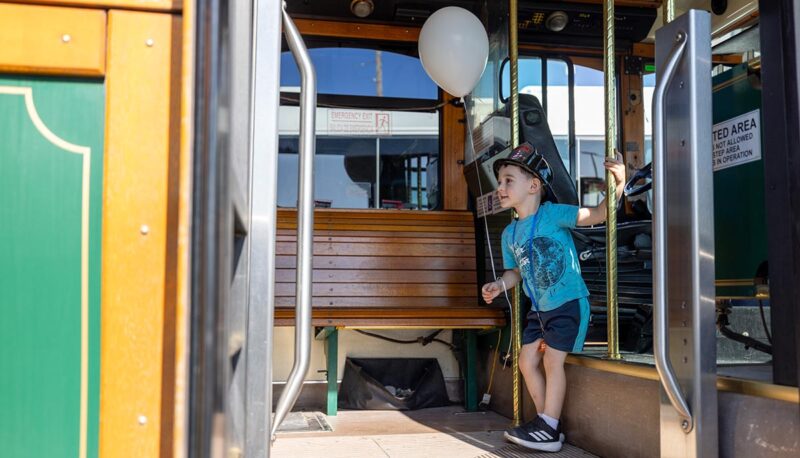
[482,281,503,304]
[604,152,626,187]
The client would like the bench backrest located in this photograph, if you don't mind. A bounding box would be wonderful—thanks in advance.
[274,209,504,328]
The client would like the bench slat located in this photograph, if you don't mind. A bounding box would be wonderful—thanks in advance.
[277,222,472,233]
[276,234,474,245]
[275,283,477,297]
[276,241,475,257]
[275,296,482,308]
[277,208,474,221]
[275,255,476,270]
[278,216,474,227]
[277,229,472,239]
[275,269,476,284]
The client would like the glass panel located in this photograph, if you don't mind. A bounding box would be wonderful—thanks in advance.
[547,59,571,169]
[278,48,441,210]
[379,137,439,209]
[577,138,606,206]
[278,137,376,209]
[573,64,606,206]
[280,48,437,99]
[465,0,509,164]
[643,72,655,164]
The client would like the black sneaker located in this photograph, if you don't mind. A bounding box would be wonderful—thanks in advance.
[503,416,563,452]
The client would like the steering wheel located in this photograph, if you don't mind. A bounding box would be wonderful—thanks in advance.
[624,162,652,197]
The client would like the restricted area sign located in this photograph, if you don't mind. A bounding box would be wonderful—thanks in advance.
[712,109,761,172]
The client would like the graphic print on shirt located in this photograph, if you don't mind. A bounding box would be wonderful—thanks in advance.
[513,236,567,294]
[531,237,567,290]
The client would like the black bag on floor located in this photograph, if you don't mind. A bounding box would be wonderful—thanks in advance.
[338,358,450,410]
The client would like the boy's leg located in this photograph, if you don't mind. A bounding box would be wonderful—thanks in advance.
[519,339,546,414]
[541,346,568,420]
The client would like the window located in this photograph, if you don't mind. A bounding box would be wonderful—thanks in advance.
[280,48,438,99]
[278,48,441,209]
[499,56,574,170]
[643,72,656,165]
[572,63,608,206]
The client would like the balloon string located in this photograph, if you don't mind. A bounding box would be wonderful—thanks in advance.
[462,96,514,360]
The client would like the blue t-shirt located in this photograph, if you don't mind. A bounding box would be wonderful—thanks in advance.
[501,201,589,312]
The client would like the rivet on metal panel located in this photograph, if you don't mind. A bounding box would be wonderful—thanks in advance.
[140,225,150,235]
[146,38,155,47]
[679,81,685,88]
[682,320,688,327]
[675,32,685,42]
[683,356,689,363]
[683,338,688,345]
[681,140,686,147]
[681,301,686,309]
[138,415,147,425]
[62,34,71,43]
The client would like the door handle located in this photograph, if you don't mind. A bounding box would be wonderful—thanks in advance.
[652,30,693,433]
[271,1,317,439]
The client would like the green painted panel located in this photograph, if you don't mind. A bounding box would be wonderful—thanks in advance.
[0,76,104,458]
[712,64,767,298]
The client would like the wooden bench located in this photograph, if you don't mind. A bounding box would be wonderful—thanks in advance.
[275,208,506,415]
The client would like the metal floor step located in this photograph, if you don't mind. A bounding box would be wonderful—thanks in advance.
[475,443,597,458]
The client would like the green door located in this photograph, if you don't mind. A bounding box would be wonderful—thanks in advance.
[0,76,103,458]
[712,64,767,298]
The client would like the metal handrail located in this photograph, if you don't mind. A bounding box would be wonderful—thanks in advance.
[652,30,693,433]
[271,2,317,439]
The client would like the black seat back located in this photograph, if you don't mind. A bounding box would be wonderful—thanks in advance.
[507,94,579,205]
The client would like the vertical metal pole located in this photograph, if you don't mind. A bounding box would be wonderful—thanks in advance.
[603,0,621,360]
[375,137,380,208]
[662,0,675,24]
[417,156,423,209]
[509,0,523,426]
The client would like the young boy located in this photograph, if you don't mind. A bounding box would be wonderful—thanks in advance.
[482,142,625,453]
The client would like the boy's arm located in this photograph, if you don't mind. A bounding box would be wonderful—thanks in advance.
[576,153,626,227]
[482,269,522,304]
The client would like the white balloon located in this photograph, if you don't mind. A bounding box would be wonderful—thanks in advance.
[418,7,489,98]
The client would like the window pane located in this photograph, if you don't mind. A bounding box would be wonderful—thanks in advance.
[278,137,376,209]
[279,48,441,210]
[573,64,606,206]
[379,137,439,209]
[547,59,571,168]
[643,73,655,164]
[278,107,439,209]
[280,48,437,99]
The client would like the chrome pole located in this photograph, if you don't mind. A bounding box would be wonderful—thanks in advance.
[509,0,523,427]
[603,0,621,360]
[271,3,317,438]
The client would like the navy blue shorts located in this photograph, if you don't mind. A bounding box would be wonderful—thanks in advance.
[522,297,590,353]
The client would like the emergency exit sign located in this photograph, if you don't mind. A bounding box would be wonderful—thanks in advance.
[328,109,391,135]
[712,109,761,172]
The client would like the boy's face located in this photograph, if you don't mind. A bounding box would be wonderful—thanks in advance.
[496,164,543,209]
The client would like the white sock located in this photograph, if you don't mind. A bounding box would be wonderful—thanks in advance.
[540,414,559,430]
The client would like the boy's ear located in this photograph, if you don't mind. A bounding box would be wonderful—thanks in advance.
[528,177,540,194]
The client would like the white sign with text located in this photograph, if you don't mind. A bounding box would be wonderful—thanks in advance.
[476,191,506,218]
[328,110,391,136]
[712,109,761,172]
